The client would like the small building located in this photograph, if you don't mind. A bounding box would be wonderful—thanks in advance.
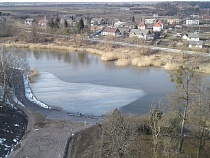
[101,27,121,36]
[37,18,48,26]
[91,18,105,26]
[25,18,36,26]
[153,21,163,32]
[189,41,203,48]
[138,22,146,30]
[114,21,126,28]
[188,33,199,41]
[130,29,153,40]
[186,19,199,25]
[144,18,156,25]
[167,18,180,25]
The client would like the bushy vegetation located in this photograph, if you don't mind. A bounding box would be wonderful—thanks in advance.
[70,65,210,158]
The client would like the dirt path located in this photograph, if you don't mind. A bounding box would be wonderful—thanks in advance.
[7,70,99,158]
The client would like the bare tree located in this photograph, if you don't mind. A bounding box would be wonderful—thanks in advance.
[0,46,29,109]
[149,104,164,158]
[190,78,210,158]
[170,65,199,153]
[101,109,137,158]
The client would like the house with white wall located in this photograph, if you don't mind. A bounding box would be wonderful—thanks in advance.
[186,19,199,25]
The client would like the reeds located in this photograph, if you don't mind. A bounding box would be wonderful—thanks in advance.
[101,53,120,61]
[115,59,130,67]
[164,62,180,71]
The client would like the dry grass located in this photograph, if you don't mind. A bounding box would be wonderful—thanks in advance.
[164,62,180,71]
[131,55,162,67]
[115,59,130,67]
[101,53,120,61]
[197,63,210,74]
[30,68,39,77]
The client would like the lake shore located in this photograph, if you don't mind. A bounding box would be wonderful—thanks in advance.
[2,37,210,74]
[6,70,100,158]
[1,36,210,157]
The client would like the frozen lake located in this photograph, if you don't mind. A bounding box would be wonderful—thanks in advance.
[24,49,175,115]
[31,72,144,116]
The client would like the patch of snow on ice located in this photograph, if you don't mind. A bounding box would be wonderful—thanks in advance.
[23,74,51,109]
[31,72,145,116]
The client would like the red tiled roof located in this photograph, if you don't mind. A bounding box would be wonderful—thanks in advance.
[153,23,161,27]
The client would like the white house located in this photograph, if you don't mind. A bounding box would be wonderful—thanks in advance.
[114,21,126,27]
[186,19,199,25]
[189,41,203,48]
[25,18,36,26]
[144,18,156,25]
[188,33,199,41]
[101,27,121,36]
[130,29,153,40]
[138,22,146,30]
[153,21,163,32]
[91,18,105,26]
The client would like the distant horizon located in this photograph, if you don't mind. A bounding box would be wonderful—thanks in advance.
[0,0,209,3]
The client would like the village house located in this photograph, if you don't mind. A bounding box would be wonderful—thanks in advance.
[144,18,156,25]
[189,41,203,48]
[91,18,105,26]
[24,18,36,26]
[138,22,146,30]
[153,21,163,32]
[167,18,180,25]
[186,19,199,25]
[187,33,203,48]
[37,18,48,26]
[114,21,126,28]
[187,33,199,41]
[130,29,153,40]
[101,27,121,36]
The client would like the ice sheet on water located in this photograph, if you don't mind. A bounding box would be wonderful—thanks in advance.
[31,72,145,116]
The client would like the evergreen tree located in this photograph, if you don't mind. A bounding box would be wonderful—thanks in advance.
[76,18,84,33]
[132,15,135,23]
[48,18,54,30]
[54,15,60,29]
[64,19,68,28]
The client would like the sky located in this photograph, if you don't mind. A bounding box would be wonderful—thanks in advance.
[0,0,209,2]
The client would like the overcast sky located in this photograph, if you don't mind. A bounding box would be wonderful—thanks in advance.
[0,0,208,2]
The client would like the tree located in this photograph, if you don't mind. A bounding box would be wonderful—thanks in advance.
[101,109,136,158]
[64,19,68,28]
[48,18,54,30]
[190,78,210,158]
[170,65,199,153]
[75,18,84,34]
[0,21,15,37]
[0,46,29,110]
[149,105,164,158]
[131,16,135,23]
[54,15,60,29]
